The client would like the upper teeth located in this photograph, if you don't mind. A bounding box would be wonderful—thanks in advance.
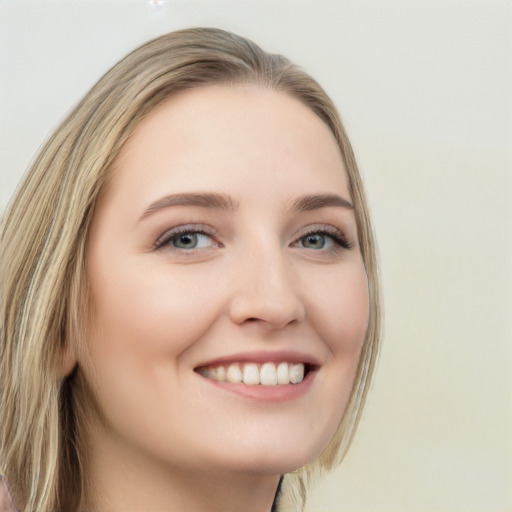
[200,362,305,386]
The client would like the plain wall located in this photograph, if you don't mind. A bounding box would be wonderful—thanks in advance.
[1,1,511,510]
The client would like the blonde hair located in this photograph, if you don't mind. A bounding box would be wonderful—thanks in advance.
[0,27,380,512]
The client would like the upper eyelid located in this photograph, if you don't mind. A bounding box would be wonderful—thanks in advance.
[293,223,347,239]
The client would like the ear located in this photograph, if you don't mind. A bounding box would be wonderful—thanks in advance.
[58,341,77,378]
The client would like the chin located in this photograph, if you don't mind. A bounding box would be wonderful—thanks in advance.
[207,429,333,476]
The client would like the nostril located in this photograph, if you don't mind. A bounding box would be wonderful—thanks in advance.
[241,316,297,331]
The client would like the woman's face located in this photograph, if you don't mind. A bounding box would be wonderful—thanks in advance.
[83,85,369,478]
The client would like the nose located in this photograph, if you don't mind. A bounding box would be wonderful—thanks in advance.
[228,244,306,331]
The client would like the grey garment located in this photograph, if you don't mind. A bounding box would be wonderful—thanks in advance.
[0,476,18,512]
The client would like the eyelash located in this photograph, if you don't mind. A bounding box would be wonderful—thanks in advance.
[294,226,353,251]
[153,225,219,251]
[153,225,353,252]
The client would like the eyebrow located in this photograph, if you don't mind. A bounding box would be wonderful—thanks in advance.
[139,191,353,222]
[290,193,354,211]
[139,192,239,221]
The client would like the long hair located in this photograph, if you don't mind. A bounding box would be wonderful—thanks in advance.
[0,27,380,512]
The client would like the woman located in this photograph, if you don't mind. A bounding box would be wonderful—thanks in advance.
[0,27,380,512]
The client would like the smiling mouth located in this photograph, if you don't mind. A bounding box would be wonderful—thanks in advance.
[196,362,315,386]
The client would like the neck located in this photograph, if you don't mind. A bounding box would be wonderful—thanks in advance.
[78,426,282,512]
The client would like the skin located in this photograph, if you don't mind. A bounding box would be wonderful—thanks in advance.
[0,476,18,512]
[75,85,369,512]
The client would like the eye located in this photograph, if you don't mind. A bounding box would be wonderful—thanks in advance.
[153,226,218,251]
[170,232,212,249]
[293,227,353,251]
[300,233,332,250]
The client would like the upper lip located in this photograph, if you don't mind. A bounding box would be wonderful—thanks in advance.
[194,350,322,370]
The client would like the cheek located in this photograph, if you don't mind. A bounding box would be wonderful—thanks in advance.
[82,258,222,416]
[310,262,369,424]
[87,258,220,356]
[308,262,370,357]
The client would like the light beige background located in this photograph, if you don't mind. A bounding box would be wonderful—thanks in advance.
[1,1,511,511]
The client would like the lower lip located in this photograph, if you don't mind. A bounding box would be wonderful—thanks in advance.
[197,370,316,402]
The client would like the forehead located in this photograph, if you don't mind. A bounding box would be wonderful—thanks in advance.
[106,85,350,208]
